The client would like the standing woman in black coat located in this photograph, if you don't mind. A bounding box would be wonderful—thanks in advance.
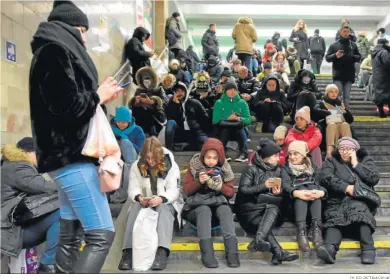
[29,0,122,273]
[289,19,309,70]
[124,27,154,84]
[318,137,380,265]
[235,139,298,265]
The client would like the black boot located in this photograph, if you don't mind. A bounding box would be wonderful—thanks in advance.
[317,244,337,264]
[296,222,310,252]
[151,247,169,270]
[224,237,240,268]
[378,106,387,118]
[118,249,132,270]
[248,207,279,252]
[37,264,56,274]
[310,220,324,249]
[199,239,218,268]
[73,230,115,273]
[55,219,84,273]
[361,250,376,265]
[268,232,299,265]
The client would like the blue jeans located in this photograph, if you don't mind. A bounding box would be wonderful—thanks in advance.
[241,129,248,151]
[119,139,137,163]
[53,163,114,232]
[22,210,60,265]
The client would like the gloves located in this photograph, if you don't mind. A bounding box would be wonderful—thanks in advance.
[206,174,223,191]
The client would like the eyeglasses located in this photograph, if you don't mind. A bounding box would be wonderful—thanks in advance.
[339,147,355,153]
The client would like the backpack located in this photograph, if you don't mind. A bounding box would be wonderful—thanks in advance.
[309,37,324,55]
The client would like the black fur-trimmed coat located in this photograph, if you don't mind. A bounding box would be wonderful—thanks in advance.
[320,148,380,231]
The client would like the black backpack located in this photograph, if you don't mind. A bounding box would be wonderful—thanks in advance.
[309,37,324,55]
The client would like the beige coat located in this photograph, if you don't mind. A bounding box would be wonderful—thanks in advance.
[272,57,291,75]
[232,17,257,54]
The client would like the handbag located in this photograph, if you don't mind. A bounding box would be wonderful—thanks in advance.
[343,163,381,210]
[82,105,124,192]
[326,114,343,125]
[183,192,228,211]
[256,193,282,206]
[219,120,244,129]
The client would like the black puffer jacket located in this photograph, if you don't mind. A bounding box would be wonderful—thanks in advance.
[1,145,58,257]
[202,29,219,57]
[237,71,260,101]
[372,40,390,106]
[326,37,361,82]
[234,153,283,234]
[125,27,151,72]
[320,148,380,231]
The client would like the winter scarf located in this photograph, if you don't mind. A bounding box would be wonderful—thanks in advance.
[31,21,98,86]
[189,153,234,182]
[289,159,314,177]
[323,96,346,114]
[112,122,136,140]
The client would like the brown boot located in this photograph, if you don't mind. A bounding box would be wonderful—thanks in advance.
[296,222,310,252]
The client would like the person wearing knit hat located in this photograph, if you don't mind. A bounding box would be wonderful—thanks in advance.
[274,126,288,143]
[111,106,145,163]
[263,43,277,65]
[17,137,36,153]
[221,67,232,79]
[256,62,273,83]
[282,140,326,252]
[235,138,299,265]
[30,0,122,273]
[285,106,323,168]
[212,78,251,162]
[169,59,189,86]
[318,139,378,265]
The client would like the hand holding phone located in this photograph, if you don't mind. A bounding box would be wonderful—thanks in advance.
[119,81,131,88]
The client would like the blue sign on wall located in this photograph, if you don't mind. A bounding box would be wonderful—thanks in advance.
[5,40,16,63]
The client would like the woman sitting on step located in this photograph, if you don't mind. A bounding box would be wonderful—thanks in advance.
[118,137,183,271]
[235,139,299,265]
[284,106,323,168]
[281,140,327,252]
[318,137,380,265]
[182,138,240,268]
[315,84,354,158]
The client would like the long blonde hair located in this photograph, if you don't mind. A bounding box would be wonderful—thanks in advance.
[139,137,166,176]
[294,19,307,33]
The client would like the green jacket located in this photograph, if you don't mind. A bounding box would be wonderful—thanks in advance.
[212,93,251,125]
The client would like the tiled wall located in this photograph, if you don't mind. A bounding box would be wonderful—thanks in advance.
[1,0,138,145]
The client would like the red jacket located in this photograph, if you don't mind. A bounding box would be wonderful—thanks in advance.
[284,124,322,151]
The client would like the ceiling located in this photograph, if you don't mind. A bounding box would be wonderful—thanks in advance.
[173,0,390,58]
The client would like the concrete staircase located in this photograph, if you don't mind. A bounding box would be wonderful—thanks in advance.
[103,75,390,273]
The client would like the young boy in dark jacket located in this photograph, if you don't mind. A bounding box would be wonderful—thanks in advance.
[182,138,240,269]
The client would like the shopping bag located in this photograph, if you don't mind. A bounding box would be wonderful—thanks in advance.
[132,207,159,271]
[82,105,120,158]
[8,248,39,274]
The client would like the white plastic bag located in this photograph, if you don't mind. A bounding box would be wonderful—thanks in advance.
[82,105,120,158]
[8,248,39,274]
[132,207,159,272]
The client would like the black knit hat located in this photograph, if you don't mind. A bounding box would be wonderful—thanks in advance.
[17,137,35,152]
[221,67,232,78]
[224,80,238,92]
[264,62,272,70]
[48,0,89,30]
[196,80,209,92]
[257,138,281,159]
[172,12,180,18]
[314,29,320,34]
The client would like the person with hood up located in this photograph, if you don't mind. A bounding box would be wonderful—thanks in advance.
[356,32,370,61]
[129,67,167,137]
[253,75,290,133]
[316,84,354,158]
[289,19,309,69]
[236,66,261,112]
[202,24,219,59]
[169,59,190,87]
[182,138,240,268]
[335,19,357,42]
[318,137,380,265]
[232,17,258,67]
[118,137,183,271]
[372,38,390,118]
[262,43,277,65]
[186,45,201,72]
[124,27,154,83]
[29,0,123,273]
[265,32,283,52]
[165,82,211,151]
[1,137,60,274]
[235,139,299,265]
[212,80,252,162]
[326,25,361,110]
[272,52,291,87]
[288,69,322,122]
[111,106,146,163]
[166,12,184,58]
[281,140,327,252]
[284,106,323,168]
[205,55,223,84]
[309,29,326,74]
